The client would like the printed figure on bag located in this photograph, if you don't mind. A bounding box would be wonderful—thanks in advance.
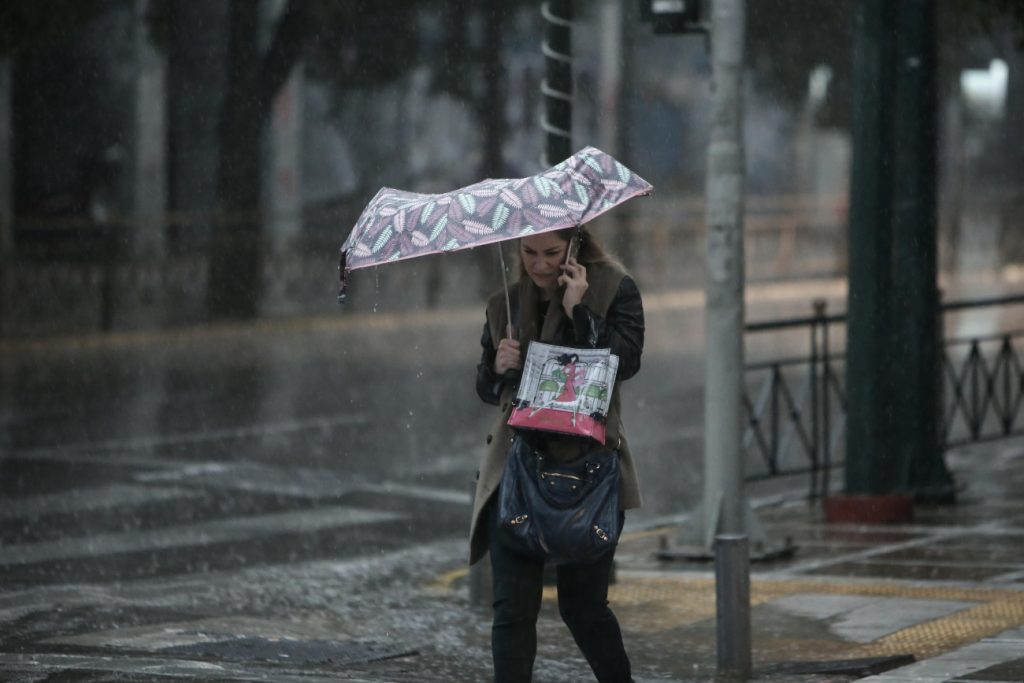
[535,353,607,417]
[508,343,619,444]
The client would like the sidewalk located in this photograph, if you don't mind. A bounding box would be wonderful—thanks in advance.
[416,437,1024,682]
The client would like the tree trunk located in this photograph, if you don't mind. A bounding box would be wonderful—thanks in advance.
[477,1,508,299]
[0,59,10,338]
[481,2,506,179]
[206,0,308,320]
[206,0,264,320]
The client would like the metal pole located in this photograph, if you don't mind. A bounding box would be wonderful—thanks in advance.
[816,299,832,498]
[810,299,823,499]
[541,0,572,166]
[665,0,777,561]
[716,534,752,679]
[497,243,515,339]
[702,0,749,540]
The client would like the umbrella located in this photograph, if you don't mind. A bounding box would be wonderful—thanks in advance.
[337,146,653,318]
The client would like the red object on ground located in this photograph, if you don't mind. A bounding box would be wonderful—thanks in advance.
[822,494,914,524]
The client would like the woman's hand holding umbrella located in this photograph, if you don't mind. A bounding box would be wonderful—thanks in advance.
[494,338,523,375]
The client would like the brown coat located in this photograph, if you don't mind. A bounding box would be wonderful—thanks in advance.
[468,260,644,565]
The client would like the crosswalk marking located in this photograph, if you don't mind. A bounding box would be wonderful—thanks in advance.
[359,482,472,506]
[10,413,371,460]
[1,506,404,566]
[0,484,203,520]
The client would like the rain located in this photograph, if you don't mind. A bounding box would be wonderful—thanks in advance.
[2,1,1024,681]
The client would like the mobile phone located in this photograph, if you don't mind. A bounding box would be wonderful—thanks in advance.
[565,232,580,263]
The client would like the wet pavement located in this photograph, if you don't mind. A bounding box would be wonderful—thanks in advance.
[1,435,1021,682]
[2,280,1024,681]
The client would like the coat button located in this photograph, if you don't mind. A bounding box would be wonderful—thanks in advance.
[486,434,493,445]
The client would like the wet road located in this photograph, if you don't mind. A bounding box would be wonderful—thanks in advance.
[1,277,1018,681]
[0,282,729,580]
[0,281,716,680]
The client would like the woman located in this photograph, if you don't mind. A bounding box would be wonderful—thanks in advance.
[469,225,645,682]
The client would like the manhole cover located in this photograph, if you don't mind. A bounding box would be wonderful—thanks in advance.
[161,637,418,666]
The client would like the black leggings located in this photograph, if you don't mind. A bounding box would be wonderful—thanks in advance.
[488,499,632,683]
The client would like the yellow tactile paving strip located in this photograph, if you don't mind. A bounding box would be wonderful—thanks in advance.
[433,566,1024,661]
[564,576,1024,660]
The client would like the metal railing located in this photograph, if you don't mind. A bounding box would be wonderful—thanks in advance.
[742,301,847,499]
[742,293,1024,499]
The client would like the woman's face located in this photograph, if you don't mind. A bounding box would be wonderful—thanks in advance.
[520,232,569,290]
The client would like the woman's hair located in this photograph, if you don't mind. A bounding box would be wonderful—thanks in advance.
[515,225,620,278]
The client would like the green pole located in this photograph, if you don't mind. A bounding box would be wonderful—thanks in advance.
[845,0,896,495]
[844,0,954,501]
[891,0,955,500]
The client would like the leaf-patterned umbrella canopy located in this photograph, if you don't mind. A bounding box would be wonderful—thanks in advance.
[338,146,652,302]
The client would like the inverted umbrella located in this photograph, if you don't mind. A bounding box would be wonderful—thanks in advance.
[337,146,653,318]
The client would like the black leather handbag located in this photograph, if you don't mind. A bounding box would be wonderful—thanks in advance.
[496,435,621,565]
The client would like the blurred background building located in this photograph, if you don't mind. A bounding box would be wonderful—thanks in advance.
[0,0,1021,338]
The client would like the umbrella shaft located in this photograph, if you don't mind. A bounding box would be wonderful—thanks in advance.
[497,243,515,340]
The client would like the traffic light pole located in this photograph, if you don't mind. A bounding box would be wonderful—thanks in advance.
[661,0,775,559]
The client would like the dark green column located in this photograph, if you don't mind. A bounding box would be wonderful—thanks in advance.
[891,0,955,500]
[845,0,954,499]
[845,0,896,495]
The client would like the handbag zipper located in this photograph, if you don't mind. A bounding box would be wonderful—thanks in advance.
[540,471,584,482]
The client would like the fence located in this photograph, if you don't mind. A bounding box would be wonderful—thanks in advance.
[742,293,1024,499]
[941,294,1024,447]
